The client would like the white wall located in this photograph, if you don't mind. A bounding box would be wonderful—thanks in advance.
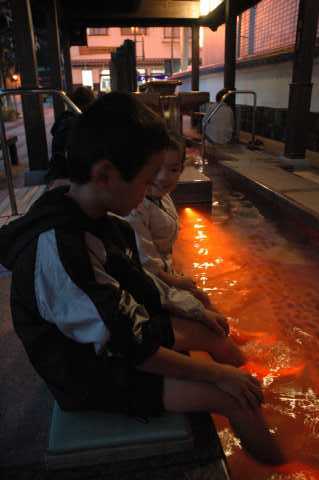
[179,57,319,112]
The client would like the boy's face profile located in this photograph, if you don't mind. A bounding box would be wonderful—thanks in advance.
[147,149,182,198]
[94,150,166,216]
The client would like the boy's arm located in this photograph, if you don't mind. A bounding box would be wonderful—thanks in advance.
[34,229,165,366]
[138,346,263,408]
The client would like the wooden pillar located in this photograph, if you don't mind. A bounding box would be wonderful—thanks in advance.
[11,0,48,171]
[191,24,200,91]
[61,31,73,95]
[284,0,319,159]
[236,14,242,59]
[45,0,65,118]
[224,0,237,109]
[181,27,189,72]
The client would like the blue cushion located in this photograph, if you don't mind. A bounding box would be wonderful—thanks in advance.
[47,402,193,465]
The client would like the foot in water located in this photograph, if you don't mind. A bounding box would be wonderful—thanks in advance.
[272,461,319,479]
[241,361,305,382]
[230,326,277,346]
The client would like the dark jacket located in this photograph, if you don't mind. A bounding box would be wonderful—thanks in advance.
[47,111,78,181]
[0,187,172,411]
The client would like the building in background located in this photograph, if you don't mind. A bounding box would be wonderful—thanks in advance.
[70,26,194,92]
[68,0,319,152]
[174,0,319,151]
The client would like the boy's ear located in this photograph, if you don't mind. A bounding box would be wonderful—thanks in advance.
[91,159,117,185]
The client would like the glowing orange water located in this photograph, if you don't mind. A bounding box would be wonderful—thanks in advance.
[174,206,319,480]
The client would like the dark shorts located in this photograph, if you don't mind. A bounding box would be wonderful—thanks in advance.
[106,314,174,418]
[103,358,165,418]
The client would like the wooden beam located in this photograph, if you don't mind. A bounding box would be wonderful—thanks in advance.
[191,24,200,91]
[61,0,200,27]
[224,0,236,107]
[11,0,48,171]
[284,0,319,159]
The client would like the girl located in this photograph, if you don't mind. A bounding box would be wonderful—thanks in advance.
[125,135,248,364]
[125,135,266,360]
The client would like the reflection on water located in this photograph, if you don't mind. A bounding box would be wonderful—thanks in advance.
[173,194,319,480]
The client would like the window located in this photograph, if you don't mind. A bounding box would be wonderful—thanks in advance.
[82,70,93,88]
[87,28,109,35]
[163,27,180,39]
[100,69,110,92]
[121,27,147,36]
[137,68,146,85]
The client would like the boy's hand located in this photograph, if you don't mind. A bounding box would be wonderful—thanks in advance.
[202,309,230,336]
[216,364,263,409]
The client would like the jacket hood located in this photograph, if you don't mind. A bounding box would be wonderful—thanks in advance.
[0,186,92,271]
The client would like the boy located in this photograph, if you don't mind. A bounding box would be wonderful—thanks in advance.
[0,92,284,465]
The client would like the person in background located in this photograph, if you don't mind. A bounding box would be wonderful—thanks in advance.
[46,86,95,185]
[203,88,234,144]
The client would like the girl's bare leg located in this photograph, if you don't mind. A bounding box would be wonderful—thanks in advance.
[163,376,285,466]
[172,317,245,367]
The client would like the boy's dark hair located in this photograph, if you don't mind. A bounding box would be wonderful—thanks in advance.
[70,86,95,112]
[68,92,170,184]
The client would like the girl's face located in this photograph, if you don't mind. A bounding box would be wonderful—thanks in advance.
[147,148,182,198]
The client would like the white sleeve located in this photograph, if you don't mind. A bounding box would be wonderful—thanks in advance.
[144,269,206,321]
[34,229,152,359]
[126,208,166,274]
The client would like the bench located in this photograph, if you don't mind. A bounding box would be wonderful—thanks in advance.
[0,135,19,165]
[46,403,193,469]
[46,402,229,478]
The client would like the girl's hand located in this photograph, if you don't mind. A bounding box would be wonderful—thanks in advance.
[191,287,212,309]
[216,364,263,409]
[176,277,213,309]
[174,276,197,291]
[202,309,230,336]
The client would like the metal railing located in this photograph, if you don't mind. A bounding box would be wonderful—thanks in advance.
[0,88,81,216]
[201,89,257,157]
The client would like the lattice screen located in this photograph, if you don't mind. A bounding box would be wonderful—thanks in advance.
[237,0,315,59]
